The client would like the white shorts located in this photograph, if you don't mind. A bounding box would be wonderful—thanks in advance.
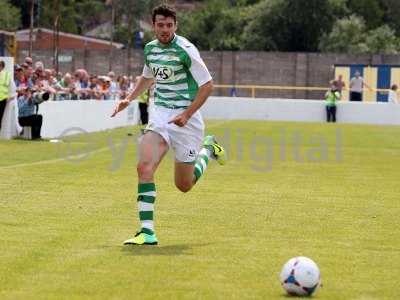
[145,105,204,163]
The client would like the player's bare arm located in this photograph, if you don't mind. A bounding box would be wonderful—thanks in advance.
[111,76,154,117]
[168,80,213,127]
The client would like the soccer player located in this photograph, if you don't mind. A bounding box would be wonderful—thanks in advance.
[111,4,226,245]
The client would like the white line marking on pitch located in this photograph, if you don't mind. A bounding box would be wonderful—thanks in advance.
[0,121,232,170]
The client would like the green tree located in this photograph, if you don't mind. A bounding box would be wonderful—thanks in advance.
[114,0,160,45]
[319,15,400,54]
[231,0,262,5]
[242,0,335,51]
[283,0,335,51]
[35,0,108,34]
[10,0,35,28]
[0,0,21,31]
[380,0,400,35]
[328,0,349,17]
[240,0,284,50]
[178,0,247,50]
[365,25,400,54]
[75,0,107,34]
[347,0,385,29]
[319,15,367,53]
[38,0,80,33]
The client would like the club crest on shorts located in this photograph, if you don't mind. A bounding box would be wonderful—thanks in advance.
[188,149,196,157]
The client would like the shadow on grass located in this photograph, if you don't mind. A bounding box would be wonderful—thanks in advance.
[280,295,311,298]
[121,242,212,256]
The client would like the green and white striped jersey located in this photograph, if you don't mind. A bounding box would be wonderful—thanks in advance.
[142,34,212,109]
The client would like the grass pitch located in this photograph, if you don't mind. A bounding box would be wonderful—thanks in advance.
[1,120,399,300]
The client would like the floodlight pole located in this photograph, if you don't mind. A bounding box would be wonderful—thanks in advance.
[29,0,34,57]
[109,0,115,72]
[53,0,60,73]
[126,10,133,75]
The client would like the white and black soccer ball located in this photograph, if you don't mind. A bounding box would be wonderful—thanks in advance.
[280,256,321,297]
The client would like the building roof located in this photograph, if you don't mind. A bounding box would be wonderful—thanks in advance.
[16,28,124,49]
[85,20,151,40]
[0,30,15,36]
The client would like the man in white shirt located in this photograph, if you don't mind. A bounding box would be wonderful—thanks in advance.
[349,70,370,101]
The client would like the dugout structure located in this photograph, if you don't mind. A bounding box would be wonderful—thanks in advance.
[335,64,400,102]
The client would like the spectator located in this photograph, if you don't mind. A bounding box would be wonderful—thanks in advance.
[118,75,130,99]
[349,71,371,101]
[108,71,119,100]
[88,75,99,99]
[34,68,56,97]
[135,76,150,125]
[23,65,34,82]
[17,88,43,140]
[14,65,27,91]
[336,74,346,97]
[97,76,111,100]
[80,70,90,99]
[34,61,44,74]
[325,80,340,123]
[55,73,75,100]
[73,69,90,99]
[17,65,34,98]
[33,61,45,84]
[0,60,13,131]
[388,84,398,104]
[24,57,33,66]
[42,69,57,90]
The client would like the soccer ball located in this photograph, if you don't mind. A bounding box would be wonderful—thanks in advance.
[280,256,321,297]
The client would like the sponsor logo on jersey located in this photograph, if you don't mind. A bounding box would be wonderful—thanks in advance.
[152,66,174,82]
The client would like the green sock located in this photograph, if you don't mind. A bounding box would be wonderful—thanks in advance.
[137,182,156,235]
[194,148,211,182]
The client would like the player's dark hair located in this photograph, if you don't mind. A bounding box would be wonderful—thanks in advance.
[152,4,176,23]
[0,61,5,69]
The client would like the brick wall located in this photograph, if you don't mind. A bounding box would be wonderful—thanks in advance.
[18,49,400,99]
